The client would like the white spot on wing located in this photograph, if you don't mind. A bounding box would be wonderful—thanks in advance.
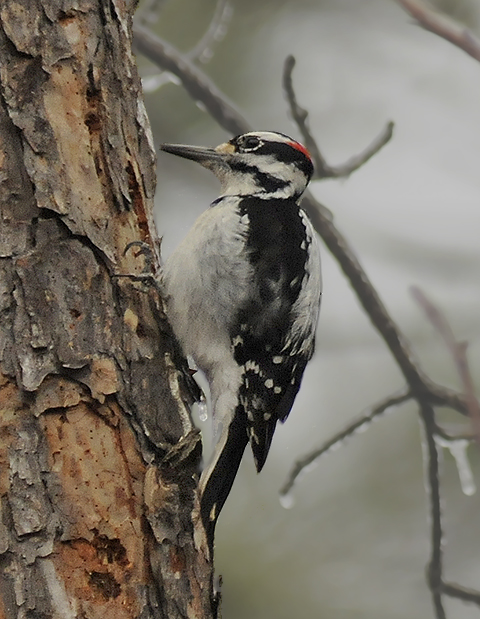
[245,360,261,374]
[209,503,217,521]
[248,427,260,444]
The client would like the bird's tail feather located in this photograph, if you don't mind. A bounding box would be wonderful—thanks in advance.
[199,408,248,550]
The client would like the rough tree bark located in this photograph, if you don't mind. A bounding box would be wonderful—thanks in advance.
[0,2,214,618]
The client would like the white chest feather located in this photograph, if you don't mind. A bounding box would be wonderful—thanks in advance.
[163,197,251,380]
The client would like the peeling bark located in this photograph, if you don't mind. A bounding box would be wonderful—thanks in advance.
[0,1,214,617]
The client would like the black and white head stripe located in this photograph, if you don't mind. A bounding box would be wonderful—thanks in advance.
[227,131,314,181]
[161,131,314,200]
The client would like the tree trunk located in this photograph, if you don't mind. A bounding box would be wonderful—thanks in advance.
[0,2,214,617]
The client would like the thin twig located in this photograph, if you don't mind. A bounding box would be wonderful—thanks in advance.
[188,0,233,64]
[442,582,480,605]
[397,0,480,63]
[433,424,475,444]
[326,121,394,179]
[134,0,169,26]
[420,403,446,619]
[426,382,470,417]
[282,56,328,177]
[132,24,250,135]
[279,389,411,498]
[135,0,233,93]
[411,286,480,441]
[283,56,394,180]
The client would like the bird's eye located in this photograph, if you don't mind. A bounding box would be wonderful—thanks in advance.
[241,136,261,151]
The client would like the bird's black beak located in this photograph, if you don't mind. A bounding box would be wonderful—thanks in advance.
[160,141,237,187]
[160,143,229,167]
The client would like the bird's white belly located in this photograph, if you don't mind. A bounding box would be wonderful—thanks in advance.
[163,199,251,378]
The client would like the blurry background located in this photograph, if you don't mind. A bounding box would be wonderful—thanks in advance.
[136,1,480,617]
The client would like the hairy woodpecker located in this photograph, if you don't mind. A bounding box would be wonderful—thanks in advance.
[161,131,322,544]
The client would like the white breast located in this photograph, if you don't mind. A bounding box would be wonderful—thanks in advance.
[163,196,252,380]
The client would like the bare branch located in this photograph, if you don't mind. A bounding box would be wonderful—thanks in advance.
[433,424,475,444]
[421,401,480,611]
[136,0,232,92]
[327,121,394,178]
[442,582,480,605]
[280,379,474,500]
[132,24,250,135]
[189,0,233,64]
[397,0,480,63]
[282,55,329,177]
[426,382,470,416]
[420,403,446,619]
[283,56,394,180]
[280,389,411,498]
[411,286,480,440]
[134,0,169,26]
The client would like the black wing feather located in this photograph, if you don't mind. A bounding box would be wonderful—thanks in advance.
[231,197,315,471]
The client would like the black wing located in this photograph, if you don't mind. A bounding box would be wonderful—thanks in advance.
[232,197,318,471]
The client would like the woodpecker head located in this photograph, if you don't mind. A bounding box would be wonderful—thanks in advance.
[160,131,314,200]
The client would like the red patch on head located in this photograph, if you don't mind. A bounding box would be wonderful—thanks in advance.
[287,140,312,162]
